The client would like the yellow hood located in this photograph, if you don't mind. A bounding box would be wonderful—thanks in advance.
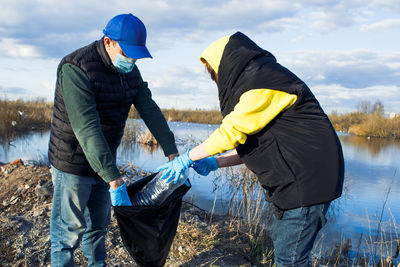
[199,35,230,74]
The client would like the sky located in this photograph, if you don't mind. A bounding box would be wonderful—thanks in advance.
[0,0,399,114]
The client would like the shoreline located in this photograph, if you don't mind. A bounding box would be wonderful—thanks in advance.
[0,162,398,266]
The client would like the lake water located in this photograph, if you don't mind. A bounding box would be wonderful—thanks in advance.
[1,120,399,263]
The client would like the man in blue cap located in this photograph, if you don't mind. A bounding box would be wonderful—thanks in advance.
[48,14,178,266]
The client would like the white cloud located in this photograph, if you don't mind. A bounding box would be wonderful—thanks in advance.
[144,64,219,109]
[371,0,400,12]
[0,1,314,58]
[0,0,397,58]
[0,38,42,58]
[312,84,400,113]
[280,50,400,88]
[140,48,400,113]
[0,0,31,25]
[0,0,399,114]
[0,85,30,98]
[362,19,400,31]
[308,11,344,32]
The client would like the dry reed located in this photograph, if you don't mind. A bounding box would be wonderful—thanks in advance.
[0,99,52,139]
[329,111,400,139]
[118,162,400,266]
[2,99,399,140]
[129,107,222,124]
[136,129,158,146]
[214,166,274,264]
[313,189,400,266]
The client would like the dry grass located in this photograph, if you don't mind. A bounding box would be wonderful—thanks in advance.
[169,208,275,266]
[136,130,158,146]
[314,215,400,267]
[129,107,223,124]
[212,166,400,266]
[329,111,368,132]
[2,99,398,140]
[171,213,220,262]
[0,99,52,139]
[211,166,275,264]
[129,106,400,138]
[221,167,271,236]
[348,115,400,138]
[121,121,160,154]
[119,163,275,266]
[161,108,223,124]
[121,120,142,144]
[313,184,400,267]
[329,111,400,138]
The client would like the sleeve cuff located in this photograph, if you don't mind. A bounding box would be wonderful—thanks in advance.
[203,137,223,156]
[98,166,121,183]
[161,142,178,156]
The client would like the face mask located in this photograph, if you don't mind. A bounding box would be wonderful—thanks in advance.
[112,53,136,73]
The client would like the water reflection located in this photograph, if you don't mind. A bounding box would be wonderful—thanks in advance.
[0,121,399,263]
[0,131,50,165]
[339,133,400,163]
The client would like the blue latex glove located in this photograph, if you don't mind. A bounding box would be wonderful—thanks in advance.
[156,150,193,184]
[192,156,218,176]
[109,182,133,206]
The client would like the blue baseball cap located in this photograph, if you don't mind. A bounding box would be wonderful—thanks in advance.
[103,13,152,59]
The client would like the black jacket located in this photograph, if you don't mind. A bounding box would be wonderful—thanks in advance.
[218,32,344,211]
[48,39,143,177]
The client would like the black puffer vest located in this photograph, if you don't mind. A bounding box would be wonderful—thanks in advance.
[218,32,344,211]
[48,38,143,177]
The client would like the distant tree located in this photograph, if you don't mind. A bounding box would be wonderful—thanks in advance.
[357,100,371,114]
[372,100,384,116]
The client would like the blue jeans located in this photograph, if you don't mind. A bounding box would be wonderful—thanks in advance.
[50,166,111,267]
[271,202,330,267]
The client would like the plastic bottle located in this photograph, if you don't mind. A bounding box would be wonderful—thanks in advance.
[131,169,190,206]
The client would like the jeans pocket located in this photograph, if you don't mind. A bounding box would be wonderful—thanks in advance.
[51,165,58,185]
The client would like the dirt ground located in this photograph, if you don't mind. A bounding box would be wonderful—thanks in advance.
[0,161,271,267]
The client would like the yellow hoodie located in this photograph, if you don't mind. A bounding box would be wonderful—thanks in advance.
[199,36,298,155]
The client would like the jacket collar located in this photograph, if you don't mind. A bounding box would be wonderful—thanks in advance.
[96,36,116,71]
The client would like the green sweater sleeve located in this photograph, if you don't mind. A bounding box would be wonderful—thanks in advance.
[59,63,121,182]
[133,82,178,156]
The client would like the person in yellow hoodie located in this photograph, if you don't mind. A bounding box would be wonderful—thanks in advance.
[156,32,344,266]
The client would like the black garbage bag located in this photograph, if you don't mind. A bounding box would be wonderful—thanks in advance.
[112,173,191,267]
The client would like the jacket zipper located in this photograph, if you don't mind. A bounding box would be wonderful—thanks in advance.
[119,74,127,106]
